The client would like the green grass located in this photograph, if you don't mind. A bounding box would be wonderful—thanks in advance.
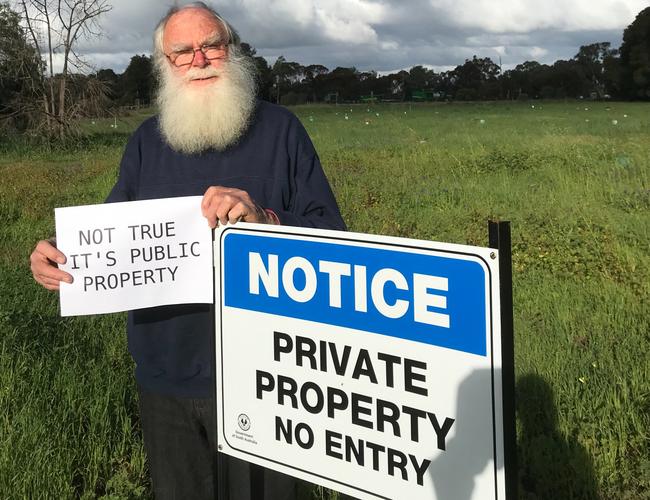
[1,101,648,499]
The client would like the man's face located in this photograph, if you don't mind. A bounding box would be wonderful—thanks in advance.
[162,8,227,87]
[156,8,257,154]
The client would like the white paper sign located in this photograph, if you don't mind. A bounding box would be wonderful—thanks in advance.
[55,196,213,316]
[215,224,505,500]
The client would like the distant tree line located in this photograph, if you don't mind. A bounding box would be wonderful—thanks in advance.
[1,3,649,137]
[242,38,646,105]
[94,7,649,107]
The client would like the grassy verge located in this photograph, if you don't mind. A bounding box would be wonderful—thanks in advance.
[1,101,648,498]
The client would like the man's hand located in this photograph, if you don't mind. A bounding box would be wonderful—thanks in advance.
[201,186,278,228]
[30,239,73,291]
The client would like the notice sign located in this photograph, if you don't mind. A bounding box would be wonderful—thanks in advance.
[215,224,506,500]
[55,196,212,316]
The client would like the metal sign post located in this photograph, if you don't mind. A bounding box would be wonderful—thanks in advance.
[488,220,517,500]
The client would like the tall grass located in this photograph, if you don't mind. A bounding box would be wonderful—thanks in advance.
[1,101,648,498]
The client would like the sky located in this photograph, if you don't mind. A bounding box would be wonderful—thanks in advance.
[71,0,649,74]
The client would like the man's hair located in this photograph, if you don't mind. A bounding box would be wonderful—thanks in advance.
[153,2,241,59]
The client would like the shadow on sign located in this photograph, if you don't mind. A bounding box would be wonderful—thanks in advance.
[428,368,498,500]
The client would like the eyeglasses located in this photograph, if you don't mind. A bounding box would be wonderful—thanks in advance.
[165,44,228,67]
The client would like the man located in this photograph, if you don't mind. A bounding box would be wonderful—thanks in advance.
[29,2,346,499]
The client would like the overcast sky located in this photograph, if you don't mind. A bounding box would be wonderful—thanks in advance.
[74,0,648,74]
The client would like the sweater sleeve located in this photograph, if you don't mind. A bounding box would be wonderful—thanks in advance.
[273,116,347,231]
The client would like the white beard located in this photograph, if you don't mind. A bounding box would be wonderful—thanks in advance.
[156,52,257,154]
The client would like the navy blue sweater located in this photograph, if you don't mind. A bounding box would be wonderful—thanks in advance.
[106,101,345,397]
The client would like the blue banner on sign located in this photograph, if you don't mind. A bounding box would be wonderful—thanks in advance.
[222,232,488,356]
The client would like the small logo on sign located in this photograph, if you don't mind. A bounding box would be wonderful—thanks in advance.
[238,413,251,431]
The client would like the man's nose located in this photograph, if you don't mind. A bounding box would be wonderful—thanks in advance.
[192,49,208,68]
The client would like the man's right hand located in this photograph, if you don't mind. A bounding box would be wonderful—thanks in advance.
[30,239,73,291]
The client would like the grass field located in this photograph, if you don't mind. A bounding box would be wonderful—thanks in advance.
[1,101,648,499]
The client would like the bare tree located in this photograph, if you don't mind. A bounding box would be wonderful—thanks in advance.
[17,0,111,138]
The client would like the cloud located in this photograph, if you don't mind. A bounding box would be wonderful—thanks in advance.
[65,0,644,74]
[428,0,648,32]
[315,8,380,44]
[529,46,549,59]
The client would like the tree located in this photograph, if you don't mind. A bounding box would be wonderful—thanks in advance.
[407,65,436,91]
[545,59,588,98]
[450,56,500,99]
[356,70,382,101]
[240,42,272,101]
[403,65,437,100]
[271,56,304,104]
[0,2,42,132]
[619,7,650,99]
[302,64,328,102]
[18,0,112,137]
[602,51,621,97]
[501,61,548,99]
[574,42,618,97]
[118,54,153,106]
[95,67,118,101]
[303,64,328,81]
[320,66,359,101]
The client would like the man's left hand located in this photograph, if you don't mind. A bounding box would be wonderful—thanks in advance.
[201,186,276,228]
